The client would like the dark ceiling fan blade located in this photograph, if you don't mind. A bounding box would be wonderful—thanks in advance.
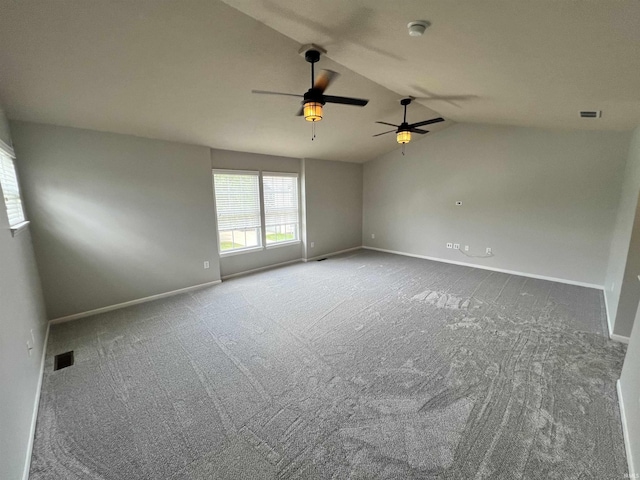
[314,70,339,93]
[372,130,396,137]
[407,117,445,129]
[410,128,429,134]
[376,121,400,127]
[324,95,369,106]
[251,90,303,98]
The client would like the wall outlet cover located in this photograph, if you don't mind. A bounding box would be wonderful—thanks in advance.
[371,234,375,239]
[455,201,463,206]
[446,243,453,249]
[453,243,460,250]
[464,245,469,251]
[486,247,492,254]
[310,242,315,248]
[203,261,210,269]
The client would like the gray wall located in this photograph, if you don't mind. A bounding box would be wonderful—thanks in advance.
[0,110,48,480]
[363,123,630,287]
[605,127,640,338]
[619,301,640,475]
[11,121,220,320]
[302,158,362,259]
[211,149,303,277]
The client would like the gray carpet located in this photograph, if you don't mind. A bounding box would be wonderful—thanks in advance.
[30,250,628,479]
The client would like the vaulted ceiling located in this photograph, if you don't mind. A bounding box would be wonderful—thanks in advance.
[1,0,639,163]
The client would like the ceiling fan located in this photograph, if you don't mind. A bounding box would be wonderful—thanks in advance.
[252,47,369,132]
[374,98,444,149]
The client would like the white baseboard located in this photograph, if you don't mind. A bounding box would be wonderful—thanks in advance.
[362,246,604,290]
[303,246,362,263]
[22,322,50,480]
[49,280,222,324]
[617,379,636,478]
[221,258,302,280]
[604,290,630,344]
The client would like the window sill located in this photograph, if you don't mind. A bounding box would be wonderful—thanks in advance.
[265,240,301,250]
[10,220,30,237]
[219,246,264,257]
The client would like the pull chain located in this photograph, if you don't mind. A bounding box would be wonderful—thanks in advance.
[311,122,316,141]
[402,144,405,156]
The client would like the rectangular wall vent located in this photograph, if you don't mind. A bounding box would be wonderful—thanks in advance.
[580,111,602,118]
[54,351,74,371]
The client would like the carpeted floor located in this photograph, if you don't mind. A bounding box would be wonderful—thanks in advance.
[30,250,628,479]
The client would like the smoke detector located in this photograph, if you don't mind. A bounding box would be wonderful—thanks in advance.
[408,21,430,37]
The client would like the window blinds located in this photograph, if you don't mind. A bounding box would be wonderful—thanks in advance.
[213,171,261,230]
[0,151,26,227]
[263,174,299,228]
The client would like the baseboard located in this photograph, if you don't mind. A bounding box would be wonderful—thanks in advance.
[49,280,222,324]
[617,380,636,478]
[22,322,50,480]
[362,246,604,290]
[303,246,362,263]
[603,291,630,344]
[221,258,302,280]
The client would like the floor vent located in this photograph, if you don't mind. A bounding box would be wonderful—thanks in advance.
[317,258,328,261]
[54,351,74,371]
[579,110,601,118]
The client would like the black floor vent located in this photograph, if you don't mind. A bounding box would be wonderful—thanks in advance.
[317,258,327,261]
[54,351,74,371]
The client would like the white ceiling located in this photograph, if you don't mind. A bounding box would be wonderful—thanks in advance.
[0,1,639,164]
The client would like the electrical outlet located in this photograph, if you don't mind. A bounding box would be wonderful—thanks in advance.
[371,234,375,239]
[203,261,210,269]
[486,247,492,255]
[453,243,460,250]
[464,245,469,251]
[310,242,315,248]
[446,243,453,249]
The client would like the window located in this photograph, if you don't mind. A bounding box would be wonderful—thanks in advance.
[263,173,299,245]
[0,144,26,228]
[213,171,262,253]
[213,170,300,254]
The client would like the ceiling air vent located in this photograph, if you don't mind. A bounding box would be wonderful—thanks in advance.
[580,111,602,118]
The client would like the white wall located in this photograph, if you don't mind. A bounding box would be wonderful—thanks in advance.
[0,109,48,480]
[10,121,220,320]
[363,123,630,287]
[606,127,640,338]
[211,148,303,278]
[302,158,362,259]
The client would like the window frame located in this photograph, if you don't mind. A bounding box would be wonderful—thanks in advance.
[213,169,263,255]
[0,139,29,236]
[262,171,300,249]
[212,169,301,256]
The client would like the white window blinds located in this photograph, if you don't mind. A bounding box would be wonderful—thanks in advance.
[263,173,299,243]
[0,150,26,227]
[213,171,261,231]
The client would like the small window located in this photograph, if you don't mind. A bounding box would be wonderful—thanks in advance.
[0,147,26,228]
[263,173,299,245]
[213,170,262,253]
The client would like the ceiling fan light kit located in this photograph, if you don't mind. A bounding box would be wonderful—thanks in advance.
[374,98,445,154]
[251,46,369,139]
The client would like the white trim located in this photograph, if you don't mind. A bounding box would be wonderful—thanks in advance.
[22,322,49,480]
[265,240,301,250]
[362,246,604,290]
[219,245,264,257]
[601,290,629,344]
[212,168,259,176]
[49,280,222,324]
[617,379,635,479]
[11,220,30,237]
[263,171,298,178]
[611,333,630,344]
[0,138,15,158]
[303,246,362,263]
[221,258,302,280]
